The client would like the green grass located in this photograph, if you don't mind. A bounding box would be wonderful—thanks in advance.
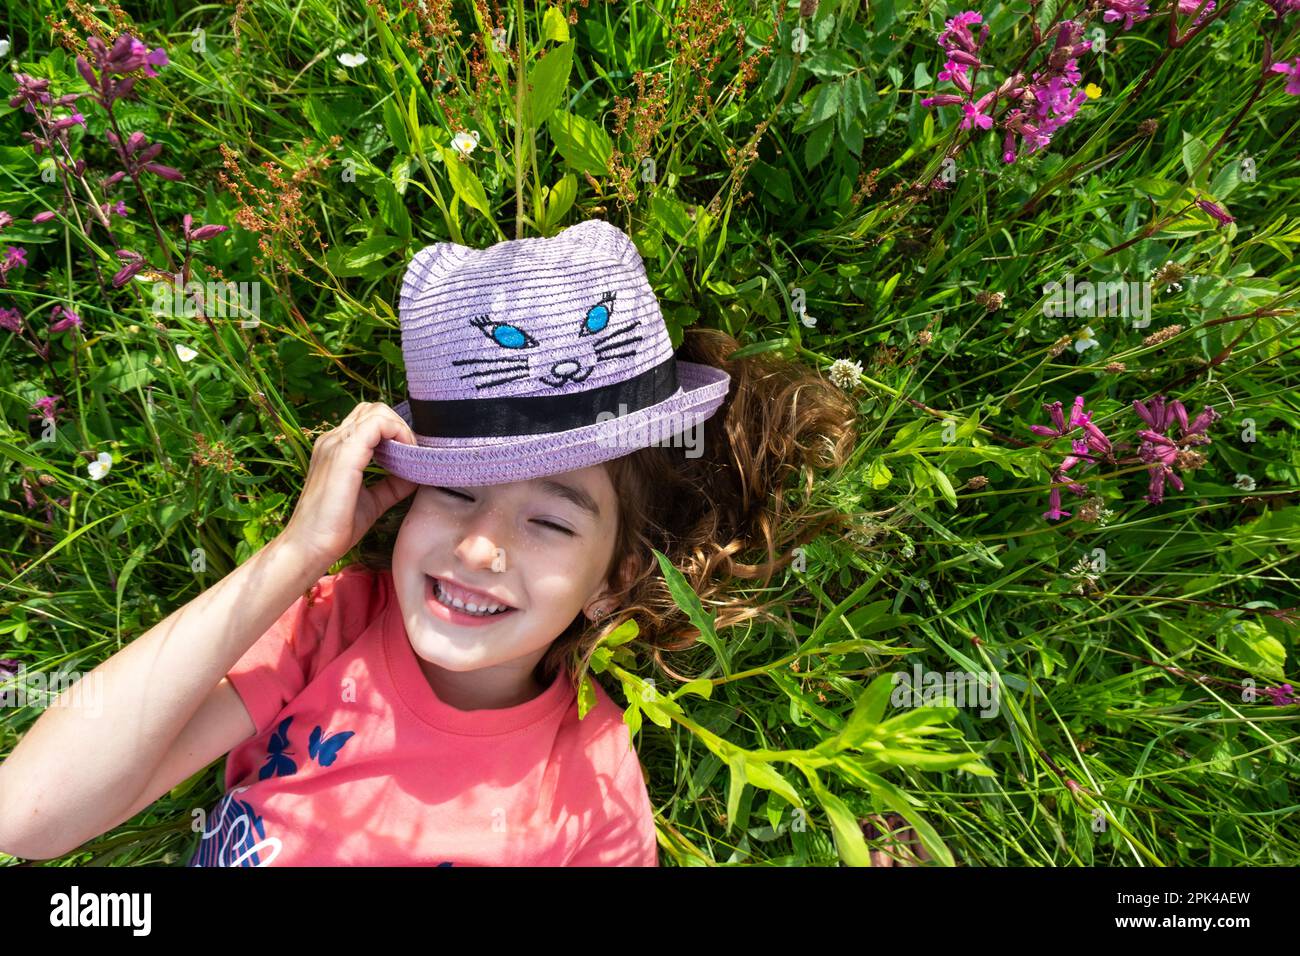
[1,0,1297,866]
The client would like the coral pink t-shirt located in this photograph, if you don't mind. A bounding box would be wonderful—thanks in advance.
[187,564,658,867]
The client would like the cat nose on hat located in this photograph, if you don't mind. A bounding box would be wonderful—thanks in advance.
[551,360,580,377]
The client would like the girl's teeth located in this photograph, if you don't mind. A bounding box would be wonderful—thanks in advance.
[436,579,506,615]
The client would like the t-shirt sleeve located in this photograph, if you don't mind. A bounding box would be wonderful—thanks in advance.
[224,564,382,738]
[566,748,659,867]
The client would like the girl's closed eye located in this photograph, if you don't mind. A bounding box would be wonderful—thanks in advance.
[433,487,577,537]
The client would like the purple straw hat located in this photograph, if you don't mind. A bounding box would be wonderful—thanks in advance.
[371,218,732,487]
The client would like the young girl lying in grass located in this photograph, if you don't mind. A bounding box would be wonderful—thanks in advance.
[0,219,860,866]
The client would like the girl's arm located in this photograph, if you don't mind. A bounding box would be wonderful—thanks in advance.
[0,400,418,861]
[0,532,331,860]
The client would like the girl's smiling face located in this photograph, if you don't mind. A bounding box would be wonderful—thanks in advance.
[390,465,621,707]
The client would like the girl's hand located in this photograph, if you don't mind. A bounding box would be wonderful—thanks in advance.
[280,402,420,567]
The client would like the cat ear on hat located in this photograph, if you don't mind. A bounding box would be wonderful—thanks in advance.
[561,218,638,264]
[399,241,471,312]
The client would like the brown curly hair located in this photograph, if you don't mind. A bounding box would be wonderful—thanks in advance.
[353,325,861,697]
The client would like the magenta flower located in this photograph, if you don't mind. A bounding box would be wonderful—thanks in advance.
[0,246,27,286]
[1261,0,1300,15]
[182,213,229,242]
[1195,198,1235,226]
[0,307,22,333]
[1103,0,1151,29]
[960,101,994,130]
[1043,484,1071,521]
[1031,395,1115,520]
[923,18,1092,166]
[31,395,63,421]
[1133,394,1219,505]
[1263,684,1297,706]
[1271,57,1300,96]
[48,304,83,334]
[1176,0,1216,26]
[111,248,148,287]
[0,210,12,230]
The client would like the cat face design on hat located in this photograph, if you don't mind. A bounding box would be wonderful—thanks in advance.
[399,219,675,401]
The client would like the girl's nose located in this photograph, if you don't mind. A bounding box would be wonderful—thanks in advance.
[453,508,511,569]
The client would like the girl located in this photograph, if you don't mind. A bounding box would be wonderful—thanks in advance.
[0,219,860,866]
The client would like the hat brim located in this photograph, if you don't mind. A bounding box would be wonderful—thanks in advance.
[371,360,732,486]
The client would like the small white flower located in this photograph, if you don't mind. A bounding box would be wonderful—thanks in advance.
[87,452,113,480]
[0,38,10,59]
[451,130,480,158]
[800,310,817,328]
[175,343,198,362]
[337,52,367,68]
[1234,474,1256,491]
[827,358,863,391]
[492,26,508,52]
[1074,326,1099,352]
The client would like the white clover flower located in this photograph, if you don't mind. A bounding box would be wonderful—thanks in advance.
[175,343,198,362]
[337,52,367,68]
[1074,326,1099,353]
[87,452,112,480]
[451,130,480,158]
[827,358,863,390]
[1234,474,1256,491]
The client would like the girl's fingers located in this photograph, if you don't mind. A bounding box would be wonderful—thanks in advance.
[355,403,418,447]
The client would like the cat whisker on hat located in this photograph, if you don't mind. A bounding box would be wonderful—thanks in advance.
[451,357,529,366]
[588,322,642,348]
[593,340,644,356]
[457,366,528,380]
[473,374,532,389]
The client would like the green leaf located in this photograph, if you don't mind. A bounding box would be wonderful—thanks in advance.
[436,145,493,221]
[1223,621,1287,681]
[876,273,900,310]
[372,172,412,240]
[676,677,713,700]
[526,41,573,128]
[803,120,834,169]
[541,4,570,42]
[326,235,407,276]
[407,87,422,152]
[541,173,577,231]
[577,672,598,718]
[1210,157,1242,199]
[725,337,791,359]
[839,673,895,747]
[866,457,893,489]
[382,96,410,154]
[651,548,729,672]
[547,110,612,177]
[1181,134,1210,185]
[928,462,957,508]
[742,756,803,808]
[809,774,872,866]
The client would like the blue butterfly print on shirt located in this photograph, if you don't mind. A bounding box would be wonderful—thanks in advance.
[308,725,355,767]
[259,716,297,780]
